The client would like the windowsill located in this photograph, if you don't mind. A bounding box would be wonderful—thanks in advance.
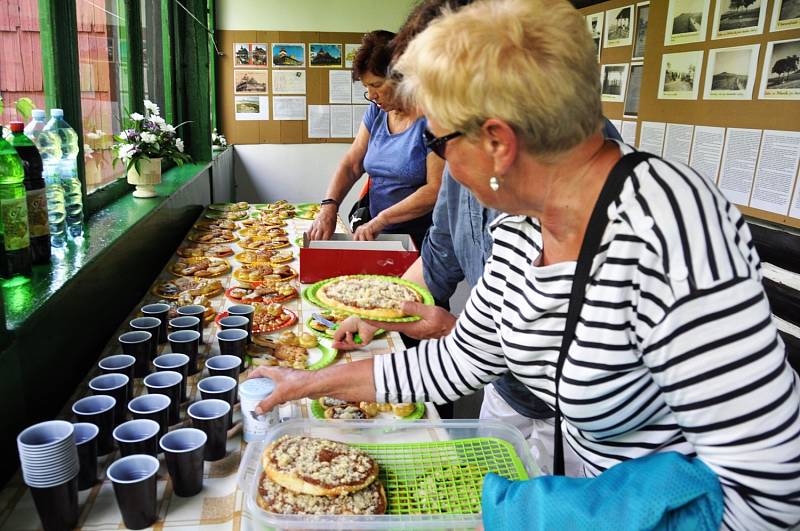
[2,161,212,331]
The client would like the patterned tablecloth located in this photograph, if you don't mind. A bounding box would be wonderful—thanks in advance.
[0,205,437,530]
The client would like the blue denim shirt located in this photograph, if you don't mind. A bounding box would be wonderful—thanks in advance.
[420,119,622,418]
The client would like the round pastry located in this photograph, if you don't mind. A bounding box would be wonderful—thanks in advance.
[262,435,379,496]
[324,405,369,420]
[319,396,350,408]
[392,403,416,417]
[279,331,299,346]
[298,332,318,348]
[256,472,386,515]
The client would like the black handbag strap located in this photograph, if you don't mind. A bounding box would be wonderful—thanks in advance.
[552,150,653,475]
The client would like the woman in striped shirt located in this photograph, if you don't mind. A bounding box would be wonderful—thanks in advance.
[250,0,800,528]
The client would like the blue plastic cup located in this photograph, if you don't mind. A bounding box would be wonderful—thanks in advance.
[219,314,248,332]
[153,353,190,403]
[130,316,162,341]
[98,354,136,397]
[143,371,183,425]
[227,304,254,343]
[113,419,161,458]
[72,395,116,455]
[169,315,201,333]
[176,305,206,343]
[198,375,237,428]
[118,330,155,378]
[73,423,99,490]
[128,394,171,446]
[141,303,171,343]
[216,328,248,370]
[205,354,242,381]
[188,399,231,461]
[107,454,160,529]
[167,330,201,375]
[89,373,129,427]
[160,428,207,497]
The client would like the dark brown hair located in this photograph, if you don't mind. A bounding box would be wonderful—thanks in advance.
[352,30,396,82]
[391,0,474,60]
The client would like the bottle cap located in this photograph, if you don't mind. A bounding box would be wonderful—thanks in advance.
[9,122,24,133]
[50,109,64,118]
[31,109,45,120]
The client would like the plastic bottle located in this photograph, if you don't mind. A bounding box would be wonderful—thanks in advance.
[0,133,32,279]
[29,109,66,247]
[9,121,50,264]
[43,109,83,239]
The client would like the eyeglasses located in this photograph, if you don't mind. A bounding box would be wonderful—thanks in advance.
[423,128,463,159]
[363,91,372,103]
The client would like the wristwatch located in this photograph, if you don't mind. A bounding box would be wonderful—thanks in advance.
[320,198,340,210]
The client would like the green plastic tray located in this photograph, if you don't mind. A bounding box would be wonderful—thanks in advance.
[304,275,434,322]
[353,437,528,514]
[309,400,425,420]
[304,316,385,341]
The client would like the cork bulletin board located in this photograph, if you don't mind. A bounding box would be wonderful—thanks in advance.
[580,0,800,228]
[216,30,365,146]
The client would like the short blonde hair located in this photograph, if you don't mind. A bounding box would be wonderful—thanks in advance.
[395,0,602,156]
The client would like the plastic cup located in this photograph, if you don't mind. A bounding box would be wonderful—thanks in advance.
[160,428,207,497]
[98,354,136,397]
[227,304,254,343]
[188,399,231,461]
[72,395,116,455]
[239,377,278,442]
[107,454,160,529]
[176,305,206,343]
[29,477,79,531]
[89,373,129,427]
[143,371,183,425]
[219,314,248,332]
[130,316,162,344]
[128,394,171,446]
[198,375,237,428]
[73,423,99,490]
[205,354,242,381]
[119,330,155,378]
[169,315,201,333]
[216,328,248,370]
[142,303,170,344]
[113,419,161,458]
[168,330,201,375]
[153,353,190,403]
[17,421,79,489]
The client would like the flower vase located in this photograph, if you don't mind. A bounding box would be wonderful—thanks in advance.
[127,158,162,198]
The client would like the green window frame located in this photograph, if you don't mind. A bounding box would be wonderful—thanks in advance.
[37,0,213,216]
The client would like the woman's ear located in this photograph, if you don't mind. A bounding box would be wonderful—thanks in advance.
[481,119,518,177]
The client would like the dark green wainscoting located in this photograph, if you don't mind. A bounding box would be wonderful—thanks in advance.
[0,148,233,484]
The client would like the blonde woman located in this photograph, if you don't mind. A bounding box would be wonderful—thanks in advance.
[250,1,800,528]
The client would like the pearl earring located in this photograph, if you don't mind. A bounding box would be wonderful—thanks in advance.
[489,176,500,191]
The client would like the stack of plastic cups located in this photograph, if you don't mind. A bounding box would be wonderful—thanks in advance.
[16,420,80,530]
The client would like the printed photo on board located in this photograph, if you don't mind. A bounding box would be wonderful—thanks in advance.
[309,44,344,67]
[771,0,800,31]
[712,0,767,39]
[624,63,644,115]
[665,0,710,45]
[234,70,268,95]
[586,12,604,60]
[601,63,629,102]
[234,43,250,66]
[759,38,800,99]
[605,6,633,48]
[271,44,305,67]
[251,43,268,66]
[658,50,704,99]
[703,44,760,100]
[632,3,649,60]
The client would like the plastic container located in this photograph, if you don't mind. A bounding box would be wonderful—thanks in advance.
[238,377,278,442]
[43,109,83,240]
[30,110,65,247]
[237,418,539,530]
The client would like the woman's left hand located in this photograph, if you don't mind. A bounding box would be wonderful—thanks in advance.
[353,215,387,241]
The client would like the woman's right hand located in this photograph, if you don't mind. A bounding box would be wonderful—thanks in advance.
[308,204,338,240]
[248,366,311,415]
[332,316,379,350]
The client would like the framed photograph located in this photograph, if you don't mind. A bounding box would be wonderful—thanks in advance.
[759,38,800,100]
[250,43,268,67]
[233,69,268,95]
[605,6,634,48]
[309,43,343,67]
[345,44,361,69]
[703,44,760,100]
[271,43,305,67]
[601,63,629,102]
[233,43,251,66]
[658,50,704,99]
[711,0,767,39]
[771,0,800,31]
[632,2,650,60]
[624,63,644,116]
[586,12,604,61]
[664,0,710,46]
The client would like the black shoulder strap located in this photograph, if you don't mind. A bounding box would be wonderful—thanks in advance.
[552,150,653,475]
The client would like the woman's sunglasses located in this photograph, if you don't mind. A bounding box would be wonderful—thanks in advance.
[423,128,462,159]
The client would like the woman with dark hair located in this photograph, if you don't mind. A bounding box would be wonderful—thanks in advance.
[308,30,443,249]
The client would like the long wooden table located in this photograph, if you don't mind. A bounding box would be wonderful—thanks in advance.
[0,205,437,530]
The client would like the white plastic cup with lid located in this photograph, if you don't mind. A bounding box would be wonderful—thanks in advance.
[238,378,278,442]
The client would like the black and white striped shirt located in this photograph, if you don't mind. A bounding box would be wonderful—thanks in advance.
[374,144,800,530]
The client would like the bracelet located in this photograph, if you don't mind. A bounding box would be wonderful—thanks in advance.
[320,198,340,209]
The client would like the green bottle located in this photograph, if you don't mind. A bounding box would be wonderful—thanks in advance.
[0,129,32,279]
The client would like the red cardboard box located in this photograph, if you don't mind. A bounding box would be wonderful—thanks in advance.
[299,233,419,283]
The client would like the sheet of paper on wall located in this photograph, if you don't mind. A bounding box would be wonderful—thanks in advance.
[789,169,800,219]
[663,123,694,164]
[234,95,269,121]
[748,130,800,215]
[689,126,725,182]
[272,70,306,95]
[329,71,353,104]
[621,121,638,146]
[308,105,330,138]
[352,104,369,137]
[272,96,306,121]
[717,128,762,205]
[330,105,353,138]
[352,80,365,104]
[639,121,666,156]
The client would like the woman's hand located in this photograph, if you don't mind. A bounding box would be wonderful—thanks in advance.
[366,301,457,340]
[353,214,387,241]
[332,316,379,350]
[247,366,313,415]
[308,204,338,240]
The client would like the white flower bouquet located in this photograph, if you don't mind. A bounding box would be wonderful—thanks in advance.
[112,100,191,172]
[211,128,228,149]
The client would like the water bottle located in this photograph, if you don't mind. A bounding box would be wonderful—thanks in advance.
[29,109,66,247]
[44,109,83,239]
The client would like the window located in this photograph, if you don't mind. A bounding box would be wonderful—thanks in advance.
[0,1,47,124]
[142,0,171,123]
[76,0,128,194]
